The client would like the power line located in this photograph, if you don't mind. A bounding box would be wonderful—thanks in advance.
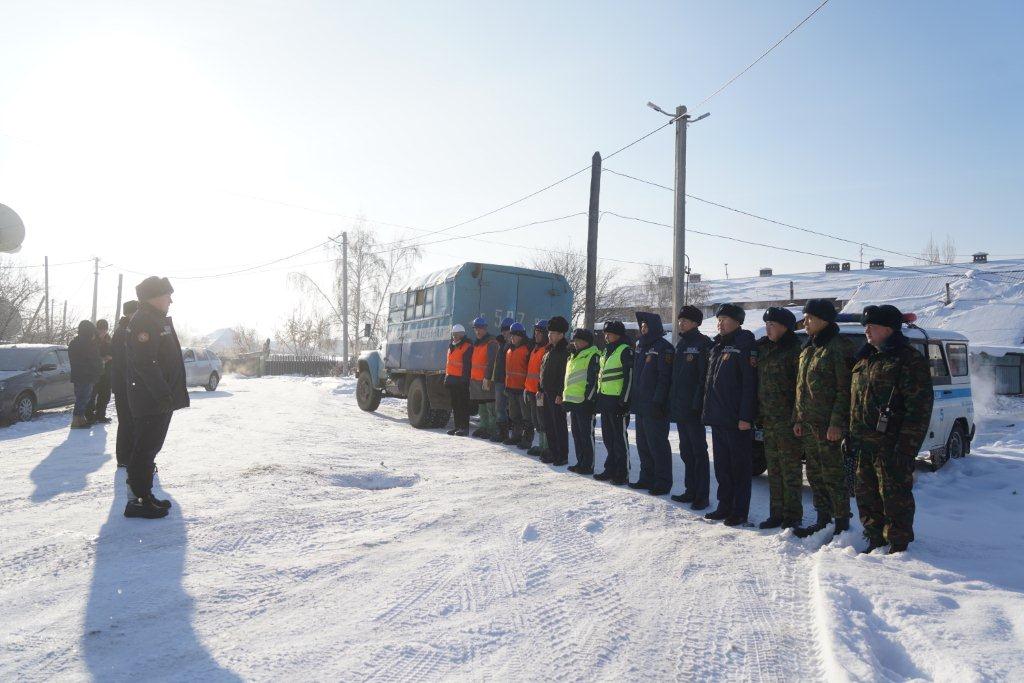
[603,168,1024,285]
[695,0,832,111]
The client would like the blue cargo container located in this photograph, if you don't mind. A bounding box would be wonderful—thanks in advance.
[356,262,572,428]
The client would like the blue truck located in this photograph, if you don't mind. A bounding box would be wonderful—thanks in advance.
[356,262,572,428]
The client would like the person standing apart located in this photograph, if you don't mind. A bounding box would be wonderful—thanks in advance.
[125,277,189,519]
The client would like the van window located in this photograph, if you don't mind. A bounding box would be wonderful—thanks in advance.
[946,343,969,376]
[927,343,951,384]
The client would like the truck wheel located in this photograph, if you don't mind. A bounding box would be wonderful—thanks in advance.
[407,378,433,428]
[935,423,966,470]
[356,370,382,411]
[751,439,767,476]
[429,408,451,429]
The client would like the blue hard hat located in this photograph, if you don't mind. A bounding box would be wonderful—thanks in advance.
[509,322,527,335]
[500,317,515,331]
[472,316,488,329]
[534,319,548,331]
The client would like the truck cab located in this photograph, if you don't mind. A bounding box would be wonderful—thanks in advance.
[356,263,572,428]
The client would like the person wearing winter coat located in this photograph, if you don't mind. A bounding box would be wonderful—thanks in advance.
[468,317,500,439]
[503,323,534,447]
[538,316,571,466]
[563,328,601,475]
[67,320,104,429]
[594,320,633,484]
[110,300,139,466]
[668,306,713,509]
[486,318,515,443]
[523,320,550,456]
[630,311,674,496]
[444,324,474,436]
[701,304,757,527]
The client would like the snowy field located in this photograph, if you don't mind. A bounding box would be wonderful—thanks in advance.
[2,376,1022,682]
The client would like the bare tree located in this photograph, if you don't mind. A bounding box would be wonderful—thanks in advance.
[0,257,42,341]
[274,308,336,355]
[231,325,263,355]
[521,243,616,328]
[920,235,958,265]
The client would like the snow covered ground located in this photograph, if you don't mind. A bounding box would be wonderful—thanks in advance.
[1,376,1022,681]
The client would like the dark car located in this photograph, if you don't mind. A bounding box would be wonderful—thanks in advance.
[0,344,75,423]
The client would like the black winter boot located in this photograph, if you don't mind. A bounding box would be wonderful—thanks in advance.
[793,511,832,538]
[489,424,507,443]
[518,430,534,450]
[758,516,783,530]
[832,517,850,535]
[124,497,169,519]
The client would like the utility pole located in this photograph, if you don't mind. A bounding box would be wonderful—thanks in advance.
[61,300,67,338]
[44,256,50,340]
[584,151,601,331]
[91,257,99,324]
[342,231,349,373]
[648,101,708,342]
[114,273,123,323]
[724,263,729,280]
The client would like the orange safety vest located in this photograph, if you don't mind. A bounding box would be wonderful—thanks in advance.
[446,339,472,378]
[524,345,548,393]
[505,343,532,390]
[471,338,496,381]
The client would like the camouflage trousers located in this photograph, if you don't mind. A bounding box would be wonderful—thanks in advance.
[854,436,915,547]
[799,424,851,520]
[764,426,804,523]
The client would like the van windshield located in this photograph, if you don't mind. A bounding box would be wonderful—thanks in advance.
[0,348,42,371]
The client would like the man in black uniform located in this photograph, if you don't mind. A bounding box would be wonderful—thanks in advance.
[86,319,114,424]
[125,277,189,519]
[110,301,139,467]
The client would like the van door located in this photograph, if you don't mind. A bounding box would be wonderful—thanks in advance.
[943,341,973,436]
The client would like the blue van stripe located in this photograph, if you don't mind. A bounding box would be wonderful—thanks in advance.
[934,387,971,399]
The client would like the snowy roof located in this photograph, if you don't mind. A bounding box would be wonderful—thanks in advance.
[841,267,1024,352]
[681,258,1024,305]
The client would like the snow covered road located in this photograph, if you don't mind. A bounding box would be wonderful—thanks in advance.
[2,377,1022,681]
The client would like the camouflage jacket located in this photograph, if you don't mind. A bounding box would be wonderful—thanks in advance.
[793,323,855,430]
[850,330,933,458]
[756,330,801,428]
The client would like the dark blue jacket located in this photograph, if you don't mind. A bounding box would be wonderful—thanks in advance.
[68,322,103,385]
[630,312,674,420]
[669,327,713,423]
[702,328,757,427]
[126,303,190,418]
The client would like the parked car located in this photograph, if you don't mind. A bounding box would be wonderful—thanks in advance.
[182,347,223,391]
[0,344,75,422]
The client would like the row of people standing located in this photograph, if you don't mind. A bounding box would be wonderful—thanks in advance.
[444,297,932,553]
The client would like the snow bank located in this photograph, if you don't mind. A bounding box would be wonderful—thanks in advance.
[811,400,1024,681]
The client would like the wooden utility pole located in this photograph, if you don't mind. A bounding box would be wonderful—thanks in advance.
[342,231,349,372]
[91,257,99,323]
[584,152,601,331]
[44,256,50,340]
[114,273,123,323]
[61,300,67,338]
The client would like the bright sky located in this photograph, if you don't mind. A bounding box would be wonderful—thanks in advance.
[1,1,1021,339]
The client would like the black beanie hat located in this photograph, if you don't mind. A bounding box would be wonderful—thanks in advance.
[547,316,570,334]
[122,300,139,317]
[77,320,96,337]
[860,304,903,330]
[715,303,745,324]
[763,306,797,331]
[572,328,595,344]
[136,276,174,301]
[803,298,837,323]
[677,305,703,325]
[602,320,627,337]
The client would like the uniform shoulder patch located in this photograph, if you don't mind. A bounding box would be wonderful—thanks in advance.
[137,331,150,343]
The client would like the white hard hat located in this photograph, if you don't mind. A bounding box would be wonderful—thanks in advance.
[451,324,466,334]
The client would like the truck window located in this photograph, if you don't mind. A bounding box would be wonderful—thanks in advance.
[946,343,969,376]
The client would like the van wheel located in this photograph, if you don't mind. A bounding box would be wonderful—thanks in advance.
[205,373,220,391]
[356,370,382,411]
[407,378,433,428]
[936,423,966,470]
[13,392,35,422]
